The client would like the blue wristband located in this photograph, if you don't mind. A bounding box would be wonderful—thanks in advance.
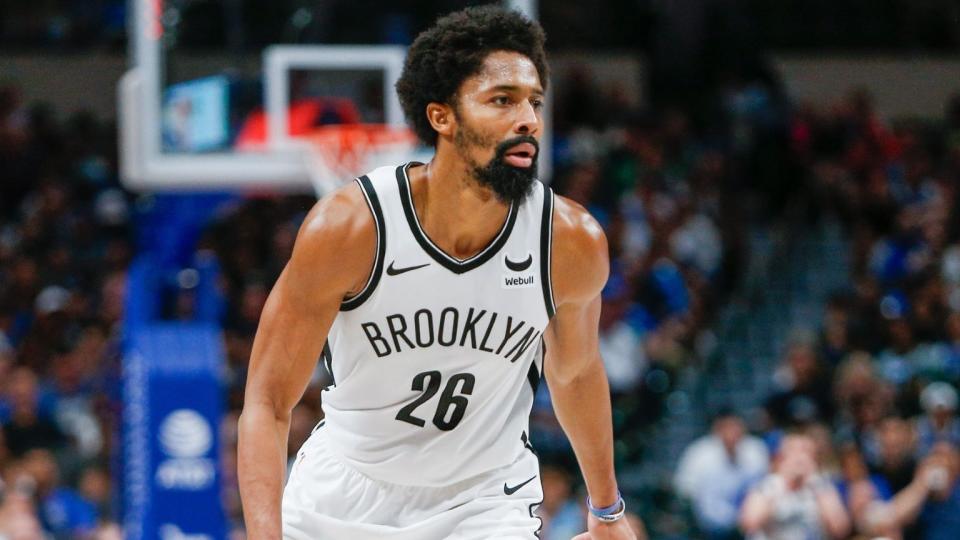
[587,491,626,522]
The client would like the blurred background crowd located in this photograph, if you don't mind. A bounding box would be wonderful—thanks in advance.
[2,1,960,539]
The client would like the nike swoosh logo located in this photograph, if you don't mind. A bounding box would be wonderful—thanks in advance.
[504,254,533,272]
[503,475,537,495]
[386,261,430,276]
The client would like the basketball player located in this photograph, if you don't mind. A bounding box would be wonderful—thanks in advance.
[238,6,637,539]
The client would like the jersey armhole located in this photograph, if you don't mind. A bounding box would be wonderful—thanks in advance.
[539,187,557,319]
[340,175,386,311]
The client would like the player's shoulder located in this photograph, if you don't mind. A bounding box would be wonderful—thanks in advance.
[550,194,608,265]
[549,194,609,304]
[294,180,376,263]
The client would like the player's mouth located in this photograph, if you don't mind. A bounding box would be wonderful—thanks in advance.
[503,143,537,168]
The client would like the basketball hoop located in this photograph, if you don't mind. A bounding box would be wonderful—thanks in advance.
[303,124,418,197]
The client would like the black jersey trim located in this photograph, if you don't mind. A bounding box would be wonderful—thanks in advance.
[527,340,543,395]
[395,163,518,275]
[540,187,557,319]
[341,175,385,311]
[527,337,547,399]
[518,431,543,536]
[321,341,335,385]
[530,497,544,538]
[526,360,541,396]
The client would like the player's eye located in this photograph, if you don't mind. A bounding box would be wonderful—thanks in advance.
[531,98,545,110]
[492,96,510,106]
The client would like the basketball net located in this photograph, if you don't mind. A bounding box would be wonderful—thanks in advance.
[303,124,418,197]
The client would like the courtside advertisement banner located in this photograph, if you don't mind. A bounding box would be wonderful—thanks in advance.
[123,324,227,540]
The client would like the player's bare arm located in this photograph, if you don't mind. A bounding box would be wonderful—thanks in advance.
[237,182,376,539]
[544,195,638,540]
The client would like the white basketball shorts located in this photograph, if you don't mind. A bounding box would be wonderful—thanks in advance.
[281,422,544,539]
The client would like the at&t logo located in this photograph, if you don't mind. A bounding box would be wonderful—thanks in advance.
[155,409,216,490]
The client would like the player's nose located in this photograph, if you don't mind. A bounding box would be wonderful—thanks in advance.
[513,100,540,136]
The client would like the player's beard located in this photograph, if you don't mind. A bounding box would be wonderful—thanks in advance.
[455,123,539,205]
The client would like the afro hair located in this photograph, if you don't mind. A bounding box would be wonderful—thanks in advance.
[395,5,548,147]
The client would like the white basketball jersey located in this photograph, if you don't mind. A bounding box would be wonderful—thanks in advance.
[319,162,556,487]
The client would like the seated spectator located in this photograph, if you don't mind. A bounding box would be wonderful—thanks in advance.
[669,201,722,280]
[806,423,843,479]
[855,441,960,540]
[870,416,918,493]
[833,353,896,456]
[914,441,960,540]
[833,353,878,415]
[20,448,98,538]
[739,432,851,540]
[0,466,45,540]
[834,443,931,538]
[915,382,960,456]
[765,332,836,427]
[875,312,946,388]
[48,345,104,460]
[0,367,65,457]
[674,409,768,540]
[77,464,112,521]
[819,294,853,367]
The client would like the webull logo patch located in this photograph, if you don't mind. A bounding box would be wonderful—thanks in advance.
[502,274,536,289]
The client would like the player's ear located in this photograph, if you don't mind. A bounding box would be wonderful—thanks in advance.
[426,102,455,137]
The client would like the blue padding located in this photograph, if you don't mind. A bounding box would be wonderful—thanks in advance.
[122,323,227,540]
[136,193,238,269]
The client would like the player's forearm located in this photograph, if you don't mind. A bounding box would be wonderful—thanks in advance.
[238,403,291,540]
[549,363,619,507]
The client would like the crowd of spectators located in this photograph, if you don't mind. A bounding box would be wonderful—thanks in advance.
[0,84,128,538]
[673,91,960,539]
[2,7,960,538]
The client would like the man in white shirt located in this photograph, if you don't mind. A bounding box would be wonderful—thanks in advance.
[674,409,769,539]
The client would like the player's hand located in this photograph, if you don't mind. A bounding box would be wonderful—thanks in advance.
[571,514,640,540]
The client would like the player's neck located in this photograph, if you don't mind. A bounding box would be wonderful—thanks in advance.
[408,158,511,260]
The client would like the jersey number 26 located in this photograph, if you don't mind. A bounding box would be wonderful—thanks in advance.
[395,371,475,431]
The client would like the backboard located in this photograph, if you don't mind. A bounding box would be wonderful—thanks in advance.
[119,0,548,195]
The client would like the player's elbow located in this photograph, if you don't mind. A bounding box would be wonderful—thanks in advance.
[545,357,602,388]
[240,391,293,425]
